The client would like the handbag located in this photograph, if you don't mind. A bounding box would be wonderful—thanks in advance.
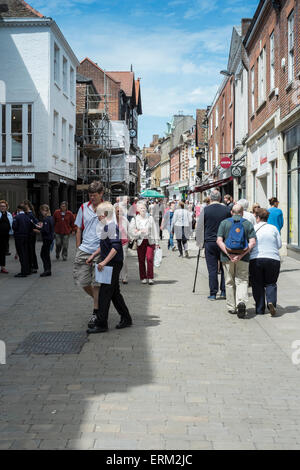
[128,240,137,251]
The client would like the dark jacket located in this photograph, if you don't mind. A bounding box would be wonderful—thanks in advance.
[204,204,231,242]
[12,212,32,239]
[40,216,55,241]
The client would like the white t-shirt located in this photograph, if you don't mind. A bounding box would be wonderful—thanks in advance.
[250,222,282,261]
[75,202,99,254]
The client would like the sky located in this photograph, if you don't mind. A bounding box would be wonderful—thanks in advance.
[30,0,258,148]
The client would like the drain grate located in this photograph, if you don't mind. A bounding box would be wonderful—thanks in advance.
[13,331,87,355]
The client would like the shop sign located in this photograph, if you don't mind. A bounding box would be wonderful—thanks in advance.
[260,156,267,165]
[231,166,242,178]
[220,157,232,169]
[0,173,35,179]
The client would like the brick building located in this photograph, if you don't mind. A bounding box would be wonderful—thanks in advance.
[206,74,235,196]
[244,0,300,258]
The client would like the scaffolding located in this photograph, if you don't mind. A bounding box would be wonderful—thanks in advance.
[76,72,113,199]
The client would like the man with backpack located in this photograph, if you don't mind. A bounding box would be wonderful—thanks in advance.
[217,204,256,318]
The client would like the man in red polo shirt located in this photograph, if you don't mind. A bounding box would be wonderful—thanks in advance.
[53,201,75,261]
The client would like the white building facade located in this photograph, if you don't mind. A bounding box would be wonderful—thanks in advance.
[0,14,79,212]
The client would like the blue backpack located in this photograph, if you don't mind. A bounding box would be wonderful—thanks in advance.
[225,218,248,253]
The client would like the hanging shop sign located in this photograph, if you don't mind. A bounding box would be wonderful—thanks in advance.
[231,166,242,178]
[220,157,232,169]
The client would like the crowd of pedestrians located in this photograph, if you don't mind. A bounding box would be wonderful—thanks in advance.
[0,180,285,327]
[196,190,284,318]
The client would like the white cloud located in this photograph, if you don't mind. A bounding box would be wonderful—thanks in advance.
[66,21,229,118]
[30,0,98,16]
[184,0,218,19]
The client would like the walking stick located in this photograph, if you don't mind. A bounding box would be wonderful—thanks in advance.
[192,247,201,293]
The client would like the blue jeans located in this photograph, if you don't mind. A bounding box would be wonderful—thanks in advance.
[168,232,174,249]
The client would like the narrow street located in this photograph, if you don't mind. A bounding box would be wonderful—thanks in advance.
[1,238,300,450]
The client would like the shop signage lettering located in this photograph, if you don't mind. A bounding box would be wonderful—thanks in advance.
[0,173,35,179]
[260,156,267,165]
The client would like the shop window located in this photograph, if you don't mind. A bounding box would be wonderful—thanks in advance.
[271,160,278,198]
[1,105,5,163]
[288,149,299,246]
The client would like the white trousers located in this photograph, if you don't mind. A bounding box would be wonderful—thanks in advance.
[120,243,128,281]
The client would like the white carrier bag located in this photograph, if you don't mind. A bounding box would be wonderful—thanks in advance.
[154,246,162,268]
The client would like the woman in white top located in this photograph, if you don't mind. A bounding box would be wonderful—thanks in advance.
[129,203,159,284]
[249,208,282,316]
[171,201,192,258]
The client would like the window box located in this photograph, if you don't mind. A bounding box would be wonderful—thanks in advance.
[256,100,266,113]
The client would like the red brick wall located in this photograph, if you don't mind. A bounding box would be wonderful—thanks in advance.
[76,83,86,114]
[78,60,120,120]
[279,0,300,120]
[170,148,180,184]
[246,0,300,136]
[208,76,234,170]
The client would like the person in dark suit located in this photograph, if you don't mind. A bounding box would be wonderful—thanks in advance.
[12,203,33,277]
[36,205,54,277]
[0,200,13,274]
[196,190,231,300]
[23,200,39,273]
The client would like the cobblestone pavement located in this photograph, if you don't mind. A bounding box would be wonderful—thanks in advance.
[1,236,300,450]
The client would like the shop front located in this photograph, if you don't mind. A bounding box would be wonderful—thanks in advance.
[284,123,300,259]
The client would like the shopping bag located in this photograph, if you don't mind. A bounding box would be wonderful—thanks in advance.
[154,247,162,267]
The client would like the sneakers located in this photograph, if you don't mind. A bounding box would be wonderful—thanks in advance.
[88,310,98,328]
[237,302,246,318]
[87,324,108,334]
[219,291,226,300]
[1,268,8,274]
[207,295,217,301]
[141,279,147,284]
[268,302,276,316]
[178,253,183,257]
[148,279,154,285]
[40,272,51,277]
[116,317,132,329]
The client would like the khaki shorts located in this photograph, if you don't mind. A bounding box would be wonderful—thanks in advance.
[73,249,101,287]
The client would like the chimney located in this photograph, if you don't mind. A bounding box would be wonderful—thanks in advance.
[241,18,252,37]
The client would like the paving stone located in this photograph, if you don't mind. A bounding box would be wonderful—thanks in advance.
[1,240,300,449]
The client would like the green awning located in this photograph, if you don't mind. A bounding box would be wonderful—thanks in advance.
[140,189,165,198]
